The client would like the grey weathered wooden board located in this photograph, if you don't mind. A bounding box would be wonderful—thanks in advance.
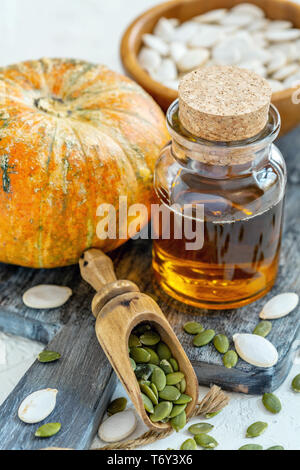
[0,126,299,449]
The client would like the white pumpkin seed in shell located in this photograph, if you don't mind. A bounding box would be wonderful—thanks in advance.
[259,293,299,319]
[23,285,72,309]
[138,47,162,73]
[142,34,169,56]
[193,9,228,24]
[177,48,209,72]
[18,389,58,424]
[233,334,278,368]
[98,409,137,443]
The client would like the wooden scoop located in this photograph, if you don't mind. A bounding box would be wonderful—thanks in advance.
[79,248,199,432]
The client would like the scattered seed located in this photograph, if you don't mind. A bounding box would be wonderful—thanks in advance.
[259,293,299,319]
[35,422,61,438]
[292,374,300,392]
[266,445,284,450]
[183,322,204,335]
[188,422,214,435]
[213,334,230,354]
[205,410,221,419]
[98,409,137,443]
[107,397,127,416]
[239,444,263,450]
[246,421,268,438]
[151,367,167,392]
[171,410,186,432]
[180,438,197,450]
[157,342,172,360]
[38,351,61,363]
[23,285,72,309]
[253,321,272,338]
[158,385,181,402]
[151,401,173,422]
[193,329,215,347]
[233,334,278,368]
[194,433,218,449]
[18,389,58,424]
[130,347,151,363]
[223,350,238,369]
[140,331,161,346]
[262,393,281,414]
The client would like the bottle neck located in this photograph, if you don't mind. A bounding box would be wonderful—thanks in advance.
[167,100,281,179]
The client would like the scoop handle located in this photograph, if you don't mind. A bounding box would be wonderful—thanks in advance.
[79,249,117,292]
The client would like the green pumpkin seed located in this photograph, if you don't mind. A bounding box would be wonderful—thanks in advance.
[129,334,141,347]
[180,438,197,450]
[151,367,167,392]
[183,322,204,335]
[169,404,187,418]
[253,321,272,338]
[150,401,173,422]
[159,385,181,401]
[239,444,263,451]
[130,358,136,371]
[38,350,61,363]
[35,423,61,438]
[142,393,154,414]
[266,445,284,450]
[173,394,193,405]
[292,374,300,392]
[246,421,268,438]
[166,372,185,385]
[134,324,151,335]
[138,379,150,386]
[140,330,160,346]
[144,348,160,365]
[157,342,172,360]
[213,334,229,354]
[160,359,174,375]
[179,378,186,393]
[107,397,127,415]
[151,383,158,399]
[205,410,221,419]
[262,393,281,414]
[171,411,186,432]
[169,358,179,372]
[188,423,214,435]
[193,329,215,347]
[140,383,159,405]
[135,364,153,380]
[130,347,151,363]
[194,433,218,449]
[223,350,238,369]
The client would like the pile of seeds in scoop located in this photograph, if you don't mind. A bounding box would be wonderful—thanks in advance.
[129,323,192,431]
[138,3,300,92]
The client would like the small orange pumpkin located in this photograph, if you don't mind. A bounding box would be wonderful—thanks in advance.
[0,59,169,268]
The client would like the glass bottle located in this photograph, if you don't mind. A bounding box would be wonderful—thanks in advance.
[152,67,286,310]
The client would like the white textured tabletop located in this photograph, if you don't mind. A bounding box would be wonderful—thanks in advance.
[0,0,300,451]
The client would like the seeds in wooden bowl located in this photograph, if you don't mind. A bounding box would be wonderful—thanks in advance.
[138,5,300,93]
[129,323,191,431]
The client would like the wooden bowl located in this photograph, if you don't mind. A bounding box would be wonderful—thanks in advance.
[121,0,300,135]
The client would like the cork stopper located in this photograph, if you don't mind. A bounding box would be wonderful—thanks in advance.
[179,66,272,143]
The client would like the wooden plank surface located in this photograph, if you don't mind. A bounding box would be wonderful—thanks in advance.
[0,126,299,449]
